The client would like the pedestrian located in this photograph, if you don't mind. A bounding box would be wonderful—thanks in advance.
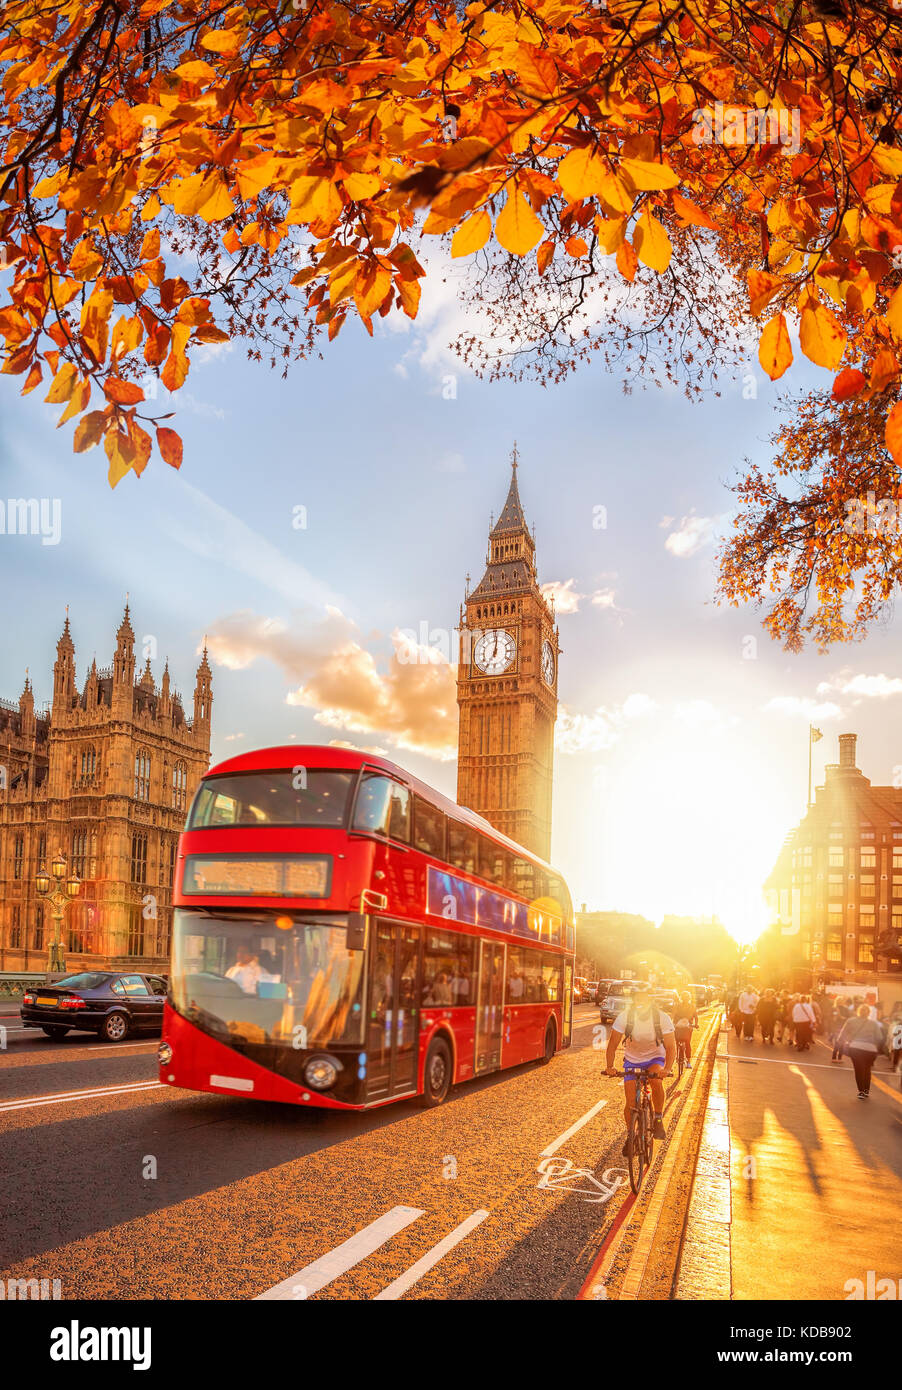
[792,994,816,1051]
[738,984,759,1040]
[891,1015,902,1073]
[757,988,779,1044]
[782,994,797,1047]
[837,1005,887,1099]
[830,996,851,1061]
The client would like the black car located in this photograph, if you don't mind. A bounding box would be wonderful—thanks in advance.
[21,971,168,1042]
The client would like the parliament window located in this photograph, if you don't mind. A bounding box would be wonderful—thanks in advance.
[134,750,151,801]
[130,832,148,884]
[126,908,145,958]
[9,905,21,949]
[13,834,23,880]
[171,762,188,813]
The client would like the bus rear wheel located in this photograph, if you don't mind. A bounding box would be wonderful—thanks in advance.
[540,1019,557,1064]
[419,1037,452,1107]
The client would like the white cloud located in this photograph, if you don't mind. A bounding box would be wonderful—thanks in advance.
[763,696,842,721]
[205,609,458,760]
[817,670,902,700]
[541,578,583,614]
[556,693,655,754]
[676,699,737,729]
[664,513,721,558]
[591,587,618,610]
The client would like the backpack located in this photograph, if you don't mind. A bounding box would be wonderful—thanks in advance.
[623,1004,664,1046]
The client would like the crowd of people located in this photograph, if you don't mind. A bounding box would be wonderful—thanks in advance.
[726,985,902,1099]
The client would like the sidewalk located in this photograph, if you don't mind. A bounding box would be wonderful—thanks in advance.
[678,1019,902,1300]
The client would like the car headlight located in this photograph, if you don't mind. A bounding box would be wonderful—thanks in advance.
[304,1055,339,1090]
[158,1042,173,1066]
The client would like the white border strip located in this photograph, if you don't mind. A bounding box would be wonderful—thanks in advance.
[540,1099,608,1158]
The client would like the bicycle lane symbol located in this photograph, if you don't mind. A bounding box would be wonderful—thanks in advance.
[536,1156,629,1203]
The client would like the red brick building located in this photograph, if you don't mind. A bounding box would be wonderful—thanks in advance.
[765,732,902,1006]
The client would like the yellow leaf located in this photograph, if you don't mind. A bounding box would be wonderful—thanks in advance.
[287,176,343,226]
[174,60,216,83]
[44,362,78,405]
[344,172,381,200]
[200,29,242,54]
[799,301,846,370]
[597,172,634,217]
[141,194,161,222]
[633,211,672,272]
[620,158,680,191]
[595,218,625,254]
[758,313,793,380]
[495,188,544,256]
[557,148,608,202]
[887,285,902,340]
[451,209,491,257]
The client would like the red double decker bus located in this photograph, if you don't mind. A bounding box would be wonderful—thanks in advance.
[159,745,575,1109]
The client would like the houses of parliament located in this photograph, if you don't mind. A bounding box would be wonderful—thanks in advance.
[0,456,556,974]
[0,606,212,973]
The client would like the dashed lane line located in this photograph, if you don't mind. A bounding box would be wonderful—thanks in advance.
[540,1099,608,1158]
[254,1206,425,1300]
[373,1210,491,1300]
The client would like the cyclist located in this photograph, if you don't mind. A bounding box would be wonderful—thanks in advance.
[672,990,697,1068]
[605,983,676,1152]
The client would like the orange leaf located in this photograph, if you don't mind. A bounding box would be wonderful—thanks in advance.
[73,411,107,453]
[104,378,145,405]
[615,240,638,283]
[536,239,555,275]
[870,349,899,393]
[671,191,717,231]
[831,368,866,401]
[451,209,491,258]
[758,313,793,380]
[156,426,183,469]
[886,401,902,465]
[495,188,544,256]
[799,301,846,370]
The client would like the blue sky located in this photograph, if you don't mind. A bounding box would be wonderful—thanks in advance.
[3,261,902,943]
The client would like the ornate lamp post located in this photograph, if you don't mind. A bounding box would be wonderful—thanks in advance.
[36,849,80,975]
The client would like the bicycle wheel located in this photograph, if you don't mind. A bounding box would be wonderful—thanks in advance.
[676,1042,685,1080]
[626,1108,645,1193]
[644,1108,655,1168]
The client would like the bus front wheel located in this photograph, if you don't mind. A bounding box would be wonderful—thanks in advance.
[419,1037,452,1107]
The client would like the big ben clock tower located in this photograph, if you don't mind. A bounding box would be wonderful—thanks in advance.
[456,449,560,859]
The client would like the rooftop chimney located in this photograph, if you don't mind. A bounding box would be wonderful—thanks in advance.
[838,732,858,769]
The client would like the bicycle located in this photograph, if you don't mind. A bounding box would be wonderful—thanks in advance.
[617,1066,665,1193]
[675,1035,688,1080]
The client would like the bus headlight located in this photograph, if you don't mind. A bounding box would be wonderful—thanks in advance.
[304,1055,339,1090]
[158,1042,173,1066]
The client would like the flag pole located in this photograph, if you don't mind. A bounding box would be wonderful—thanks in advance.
[808,725,813,809]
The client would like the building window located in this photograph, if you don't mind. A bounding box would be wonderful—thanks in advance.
[827,903,844,926]
[893,877,902,899]
[859,911,876,928]
[134,751,151,801]
[126,906,145,958]
[168,840,177,886]
[860,846,876,869]
[37,833,45,866]
[72,829,87,876]
[33,904,44,952]
[893,848,902,871]
[860,876,875,897]
[828,874,844,897]
[828,846,844,867]
[9,905,22,949]
[826,931,843,962]
[80,746,96,781]
[858,934,875,964]
[13,834,24,880]
[130,832,148,884]
[893,910,902,933]
[171,762,188,814]
[797,846,813,868]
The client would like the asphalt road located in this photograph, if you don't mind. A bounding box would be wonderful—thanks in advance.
[0,1005,707,1301]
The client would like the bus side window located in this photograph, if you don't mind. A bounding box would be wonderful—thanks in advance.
[448,822,478,875]
[387,783,410,842]
[478,836,511,888]
[513,857,536,899]
[413,797,446,858]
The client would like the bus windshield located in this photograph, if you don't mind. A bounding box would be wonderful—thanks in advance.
[170,910,365,1047]
[187,770,354,829]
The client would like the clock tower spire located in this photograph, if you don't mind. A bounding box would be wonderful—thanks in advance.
[456,452,560,859]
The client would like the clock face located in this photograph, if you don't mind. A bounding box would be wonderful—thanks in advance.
[474,629,516,675]
[542,639,555,686]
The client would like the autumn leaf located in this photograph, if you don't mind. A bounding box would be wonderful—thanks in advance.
[886,401,902,466]
[633,212,672,272]
[156,427,183,469]
[620,159,680,192]
[616,240,638,283]
[870,349,899,392]
[495,188,544,256]
[556,148,608,202]
[451,210,491,258]
[831,368,866,401]
[799,302,846,370]
[104,379,145,405]
[759,313,793,380]
[73,412,107,453]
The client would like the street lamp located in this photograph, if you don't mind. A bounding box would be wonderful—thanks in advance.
[35,849,80,975]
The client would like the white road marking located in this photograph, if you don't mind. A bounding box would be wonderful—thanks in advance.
[373,1210,490,1300]
[83,1042,157,1052]
[254,1206,425,1300]
[0,1080,164,1114]
[540,1099,608,1158]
